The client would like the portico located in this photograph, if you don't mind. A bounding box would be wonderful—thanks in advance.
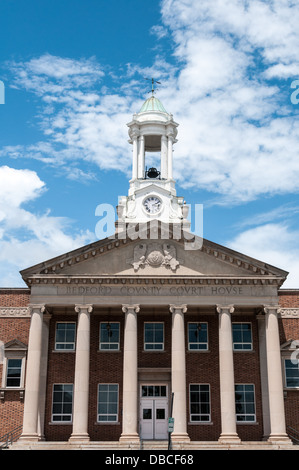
[17,226,291,447]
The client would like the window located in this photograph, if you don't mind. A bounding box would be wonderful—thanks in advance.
[235,384,256,422]
[98,384,119,422]
[144,323,164,350]
[55,322,76,350]
[141,385,167,397]
[52,384,73,422]
[232,323,252,350]
[100,322,120,350]
[188,323,208,350]
[1,340,27,390]
[285,359,299,388]
[6,358,22,387]
[189,384,211,422]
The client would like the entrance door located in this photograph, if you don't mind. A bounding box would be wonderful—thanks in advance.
[140,385,168,440]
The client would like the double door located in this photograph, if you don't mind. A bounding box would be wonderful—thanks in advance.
[140,385,168,440]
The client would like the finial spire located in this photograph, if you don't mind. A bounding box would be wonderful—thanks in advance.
[146,77,161,96]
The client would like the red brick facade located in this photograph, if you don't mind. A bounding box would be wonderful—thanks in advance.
[1,288,299,443]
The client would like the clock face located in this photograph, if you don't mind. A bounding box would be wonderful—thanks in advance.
[143,196,162,214]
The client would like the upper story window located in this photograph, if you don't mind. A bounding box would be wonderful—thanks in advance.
[99,322,120,350]
[232,323,252,351]
[188,323,208,350]
[284,359,299,388]
[144,322,164,350]
[55,322,76,351]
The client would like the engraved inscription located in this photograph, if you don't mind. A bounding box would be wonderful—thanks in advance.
[58,285,245,296]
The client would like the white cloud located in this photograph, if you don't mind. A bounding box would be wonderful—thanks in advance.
[227,223,299,288]
[0,165,45,207]
[156,0,299,203]
[0,166,95,286]
[2,1,299,205]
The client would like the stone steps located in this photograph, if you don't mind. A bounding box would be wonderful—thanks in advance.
[8,440,298,451]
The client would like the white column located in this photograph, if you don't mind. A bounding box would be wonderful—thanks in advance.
[19,304,45,442]
[120,304,140,444]
[217,305,240,443]
[138,135,145,178]
[69,304,93,443]
[167,135,173,179]
[37,312,51,440]
[264,305,291,444]
[257,314,271,440]
[170,304,190,443]
[132,135,138,180]
[161,135,168,179]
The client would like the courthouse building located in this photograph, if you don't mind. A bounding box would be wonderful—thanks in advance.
[0,91,299,449]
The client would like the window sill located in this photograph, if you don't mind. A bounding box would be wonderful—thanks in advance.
[236,421,259,425]
[52,350,75,353]
[188,421,213,425]
[95,422,120,425]
[97,349,121,353]
[49,421,72,425]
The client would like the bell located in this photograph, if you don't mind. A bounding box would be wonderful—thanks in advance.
[147,167,160,178]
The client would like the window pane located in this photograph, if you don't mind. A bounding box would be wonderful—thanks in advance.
[285,359,299,387]
[156,409,165,419]
[233,324,252,350]
[100,323,120,350]
[189,384,211,422]
[143,409,152,419]
[235,384,255,422]
[144,323,164,350]
[188,323,208,350]
[52,384,73,422]
[98,384,119,422]
[6,359,22,387]
[55,323,75,350]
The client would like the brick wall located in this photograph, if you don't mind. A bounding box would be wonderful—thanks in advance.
[0,288,30,307]
[0,289,30,438]
[279,290,299,435]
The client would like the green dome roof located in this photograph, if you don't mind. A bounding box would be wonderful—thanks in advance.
[139,96,167,113]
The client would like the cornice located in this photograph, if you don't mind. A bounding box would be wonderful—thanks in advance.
[26,274,283,287]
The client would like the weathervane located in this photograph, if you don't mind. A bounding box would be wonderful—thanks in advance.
[146,77,161,96]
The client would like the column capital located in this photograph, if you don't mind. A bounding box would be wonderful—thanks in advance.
[28,304,46,315]
[74,304,93,314]
[263,305,280,315]
[169,304,187,314]
[216,304,235,314]
[122,304,140,314]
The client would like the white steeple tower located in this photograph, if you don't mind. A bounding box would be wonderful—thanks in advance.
[116,85,189,228]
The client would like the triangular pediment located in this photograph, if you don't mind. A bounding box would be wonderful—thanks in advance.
[20,222,288,287]
[4,339,27,351]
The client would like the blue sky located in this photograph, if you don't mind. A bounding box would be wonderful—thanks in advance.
[0,0,299,287]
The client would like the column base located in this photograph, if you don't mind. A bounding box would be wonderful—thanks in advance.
[18,433,40,443]
[267,434,292,445]
[171,432,190,443]
[119,433,140,446]
[218,433,241,444]
[68,433,90,443]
